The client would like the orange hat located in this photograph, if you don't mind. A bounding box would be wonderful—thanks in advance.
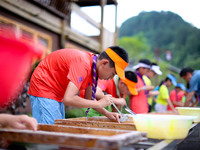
[123,78,138,95]
[105,48,128,80]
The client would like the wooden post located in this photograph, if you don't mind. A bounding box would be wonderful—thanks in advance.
[114,2,118,45]
[100,0,107,52]
[60,18,66,49]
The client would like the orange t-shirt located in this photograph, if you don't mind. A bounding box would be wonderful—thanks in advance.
[28,49,93,102]
[167,89,184,110]
[129,74,148,114]
[79,79,121,98]
[98,79,120,98]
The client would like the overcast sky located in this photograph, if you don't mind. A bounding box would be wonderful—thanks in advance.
[71,0,200,35]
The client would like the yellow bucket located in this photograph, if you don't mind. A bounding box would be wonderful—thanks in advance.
[176,107,200,122]
[133,114,197,139]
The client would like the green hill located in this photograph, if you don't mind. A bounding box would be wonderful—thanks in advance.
[119,11,200,69]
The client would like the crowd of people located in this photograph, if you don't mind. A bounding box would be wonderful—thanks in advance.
[26,46,199,124]
[1,45,200,131]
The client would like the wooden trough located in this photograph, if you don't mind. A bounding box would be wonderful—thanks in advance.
[55,116,136,131]
[0,124,147,150]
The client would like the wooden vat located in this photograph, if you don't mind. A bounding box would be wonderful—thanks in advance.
[55,116,136,130]
[0,124,147,150]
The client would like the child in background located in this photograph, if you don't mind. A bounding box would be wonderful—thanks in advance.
[155,74,178,113]
[80,70,138,117]
[130,59,154,114]
[167,83,186,111]
[143,62,162,112]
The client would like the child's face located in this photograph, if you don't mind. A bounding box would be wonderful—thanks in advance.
[118,81,130,95]
[147,70,156,78]
[97,61,116,80]
[167,80,173,87]
[182,72,193,83]
[138,67,149,75]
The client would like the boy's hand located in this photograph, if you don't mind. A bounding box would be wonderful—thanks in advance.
[149,91,159,96]
[144,85,154,91]
[172,109,178,114]
[1,114,38,131]
[97,95,113,108]
[114,98,126,107]
[105,112,120,123]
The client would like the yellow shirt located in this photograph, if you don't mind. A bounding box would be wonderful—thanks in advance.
[143,75,153,105]
[156,84,169,105]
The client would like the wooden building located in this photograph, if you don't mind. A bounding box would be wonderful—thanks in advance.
[0,0,118,114]
[0,0,118,55]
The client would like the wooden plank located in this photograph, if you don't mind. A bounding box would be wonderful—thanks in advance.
[66,116,134,123]
[0,124,147,149]
[38,124,127,136]
[55,117,136,131]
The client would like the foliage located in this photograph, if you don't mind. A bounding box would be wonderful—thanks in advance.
[118,33,153,64]
[119,11,200,70]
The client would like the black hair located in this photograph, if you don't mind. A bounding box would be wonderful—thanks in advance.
[180,67,194,77]
[139,59,151,66]
[159,77,170,87]
[125,71,138,83]
[98,46,129,67]
[151,62,158,66]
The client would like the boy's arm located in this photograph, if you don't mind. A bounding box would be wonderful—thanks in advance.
[137,85,154,92]
[95,87,126,106]
[171,101,184,107]
[63,81,112,108]
[85,86,120,122]
[167,98,178,113]
[184,91,195,106]
[95,87,105,100]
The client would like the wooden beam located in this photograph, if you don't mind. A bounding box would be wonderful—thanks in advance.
[71,3,101,29]
[0,0,61,32]
[0,0,100,52]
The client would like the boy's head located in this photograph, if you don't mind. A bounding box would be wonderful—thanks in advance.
[146,62,162,79]
[180,67,194,83]
[150,62,162,76]
[175,83,186,92]
[132,59,151,76]
[118,71,138,95]
[97,46,129,80]
[165,74,177,87]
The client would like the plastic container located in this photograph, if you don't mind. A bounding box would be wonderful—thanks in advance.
[133,114,197,139]
[176,107,200,123]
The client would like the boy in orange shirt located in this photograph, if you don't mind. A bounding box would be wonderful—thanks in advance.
[79,70,138,117]
[167,83,185,111]
[28,46,129,124]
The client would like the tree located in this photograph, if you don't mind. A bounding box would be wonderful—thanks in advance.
[118,33,153,64]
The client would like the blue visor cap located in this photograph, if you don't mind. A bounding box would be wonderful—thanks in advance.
[167,74,177,86]
[176,83,186,91]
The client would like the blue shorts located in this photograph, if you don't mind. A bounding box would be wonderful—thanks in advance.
[29,95,65,124]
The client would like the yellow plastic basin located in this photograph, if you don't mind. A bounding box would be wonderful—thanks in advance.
[133,114,197,139]
[176,107,200,122]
